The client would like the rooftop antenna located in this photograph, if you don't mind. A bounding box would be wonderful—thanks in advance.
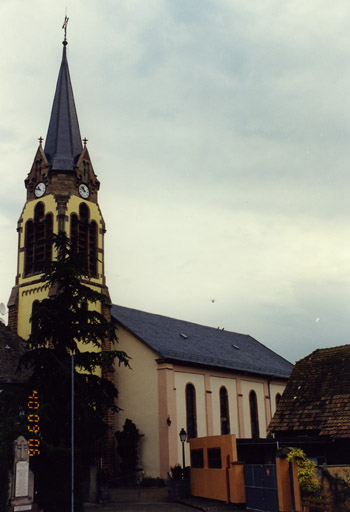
[61,18,74,512]
[62,12,69,45]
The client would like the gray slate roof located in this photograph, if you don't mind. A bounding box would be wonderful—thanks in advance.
[44,42,83,171]
[0,323,31,385]
[111,305,293,378]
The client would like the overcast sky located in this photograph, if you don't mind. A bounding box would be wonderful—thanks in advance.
[1,0,350,364]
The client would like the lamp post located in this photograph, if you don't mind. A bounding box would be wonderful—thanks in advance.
[179,428,187,469]
[71,353,74,512]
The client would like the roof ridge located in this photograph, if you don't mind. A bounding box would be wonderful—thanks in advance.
[112,303,250,337]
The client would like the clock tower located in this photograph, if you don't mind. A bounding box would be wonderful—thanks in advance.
[8,36,110,339]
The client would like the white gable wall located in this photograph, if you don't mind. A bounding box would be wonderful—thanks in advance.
[113,327,288,478]
[113,326,161,477]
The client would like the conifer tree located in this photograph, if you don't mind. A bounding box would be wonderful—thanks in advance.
[19,231,129,511]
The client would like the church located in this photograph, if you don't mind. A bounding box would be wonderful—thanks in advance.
[6,33,292,479]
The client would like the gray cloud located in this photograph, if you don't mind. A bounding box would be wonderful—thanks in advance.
[1,0,350,363]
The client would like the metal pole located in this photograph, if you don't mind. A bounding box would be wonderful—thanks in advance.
[182,441,185,469]
[71,353,74,512]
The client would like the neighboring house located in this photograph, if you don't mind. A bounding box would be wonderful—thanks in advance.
[0,323,30,391]
[111,304,293,478]
[268,345,350,464]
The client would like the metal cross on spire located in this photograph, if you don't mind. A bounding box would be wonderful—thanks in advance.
[62,14,69,45]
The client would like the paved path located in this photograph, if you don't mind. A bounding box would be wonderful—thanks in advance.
[84,488,245,512]
[86,503,195,512]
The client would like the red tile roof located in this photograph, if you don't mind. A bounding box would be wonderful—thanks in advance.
[268,345,350,438]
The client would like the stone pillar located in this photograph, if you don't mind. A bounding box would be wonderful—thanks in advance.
[236,378,245,437]
[204,373,214,436]
[157,362,177,477]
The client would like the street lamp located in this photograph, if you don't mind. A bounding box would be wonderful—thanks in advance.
[179,428,187,469]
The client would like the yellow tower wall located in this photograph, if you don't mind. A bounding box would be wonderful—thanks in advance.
[15,194,106,340]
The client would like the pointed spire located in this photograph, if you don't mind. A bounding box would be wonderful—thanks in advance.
[44,30,83,171]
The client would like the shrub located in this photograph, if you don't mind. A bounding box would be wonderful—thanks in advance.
[141,477,165,487]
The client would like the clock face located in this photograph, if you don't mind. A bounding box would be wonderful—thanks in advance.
[35,182,46,198]
[79,184,90,199]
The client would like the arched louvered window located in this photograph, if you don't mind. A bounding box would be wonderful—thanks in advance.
[24,220,34,275]
[33,202,45,273]
[70,204,98,277]
[44,213,53,266]
[89,221,98,277]
[220,386,230,435]
[186,383,197,439]
[24,203,53,275]
[70,213,78,249]
[249,390,260,439]
[78,203,89,271]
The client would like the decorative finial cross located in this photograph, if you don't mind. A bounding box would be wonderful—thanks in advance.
[38,136,44,147]
[83,137,88,147]
[62,14,69,44]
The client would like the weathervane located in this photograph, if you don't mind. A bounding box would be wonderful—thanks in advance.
[62,14,69,45]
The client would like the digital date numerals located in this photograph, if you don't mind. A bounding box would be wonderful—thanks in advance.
[27,391,41,456]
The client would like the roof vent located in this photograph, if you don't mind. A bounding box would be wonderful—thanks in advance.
[4,344,10,350]
[180,333,188,339]
[232,345,240,350]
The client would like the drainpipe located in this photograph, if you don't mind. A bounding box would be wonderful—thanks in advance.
[268,380,273,420]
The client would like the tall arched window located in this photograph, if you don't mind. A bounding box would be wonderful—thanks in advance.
[70,204,98,277]
[220,386,230,435]
[275,393,281,409]
[249,390,260,439]
[24,202,53,275]
[186,383,197,439]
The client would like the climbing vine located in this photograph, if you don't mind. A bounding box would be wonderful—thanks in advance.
[287,447,321,496]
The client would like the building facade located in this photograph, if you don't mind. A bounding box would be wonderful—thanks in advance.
[112,304,292,478]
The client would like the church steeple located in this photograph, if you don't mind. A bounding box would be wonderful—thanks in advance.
[8,29,107,337]
[44,39,83,171]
